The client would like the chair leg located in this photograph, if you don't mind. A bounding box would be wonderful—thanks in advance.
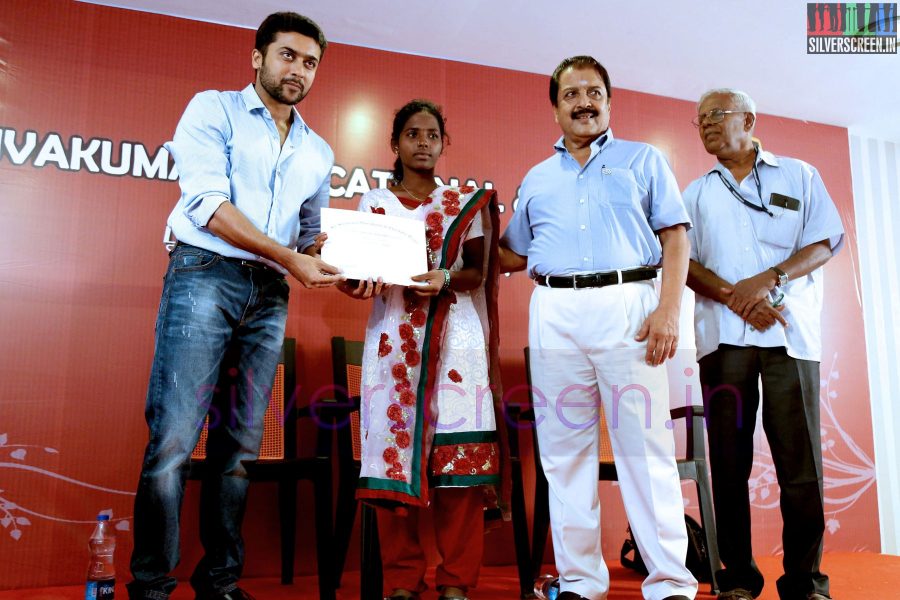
[277,478,297,585]
[531,464,551,580]
[313,464,337,600]
[694,467,721,594]
[360,504,383,600]
[510,458,533,598]
[333,463,361,588]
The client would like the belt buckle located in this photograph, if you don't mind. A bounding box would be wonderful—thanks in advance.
[571,274,582,290]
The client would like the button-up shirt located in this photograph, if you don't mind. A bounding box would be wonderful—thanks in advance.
[502,129,690,276]
[683,147,844,361]
[165,84,333,267]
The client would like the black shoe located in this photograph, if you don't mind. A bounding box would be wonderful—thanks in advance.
[195,588,255,600]
[663,596,692,600]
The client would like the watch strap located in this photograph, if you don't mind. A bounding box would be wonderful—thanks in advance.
[770,266,788,286]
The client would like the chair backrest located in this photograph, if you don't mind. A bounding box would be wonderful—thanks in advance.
[330,337,366,462]
[192,338,296,461]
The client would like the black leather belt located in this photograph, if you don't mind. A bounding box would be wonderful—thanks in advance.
[223,255,283,276]
[535,267,657,289]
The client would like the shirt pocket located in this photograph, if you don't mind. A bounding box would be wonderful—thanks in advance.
[597,167,641,209]
[754,208,802,249]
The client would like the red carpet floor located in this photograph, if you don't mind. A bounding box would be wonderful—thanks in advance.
[1,553,896,599]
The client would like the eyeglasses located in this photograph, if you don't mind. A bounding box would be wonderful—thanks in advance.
[691,109,747,127]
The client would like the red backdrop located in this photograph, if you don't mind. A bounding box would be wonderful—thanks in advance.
[0,0,877,589]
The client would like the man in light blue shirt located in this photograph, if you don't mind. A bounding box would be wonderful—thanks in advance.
[501,55,697,600]
[684,89,843,600]
[128,12,341,600]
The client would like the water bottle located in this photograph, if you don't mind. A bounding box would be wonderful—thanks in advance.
[533,574,559,600]
[85,514,116,599]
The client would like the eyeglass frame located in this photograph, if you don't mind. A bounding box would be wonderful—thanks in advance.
[691,109,748,127]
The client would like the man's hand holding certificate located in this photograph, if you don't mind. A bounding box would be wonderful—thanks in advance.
[320,207,428,286]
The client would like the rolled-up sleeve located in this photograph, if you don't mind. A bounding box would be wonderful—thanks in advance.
[682,182,702,262]
[296,174,330,252]
[801,165,845,254]
[165,91,233,228]
[645,148,691,232]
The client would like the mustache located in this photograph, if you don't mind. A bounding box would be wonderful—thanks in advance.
[282,78,304,90]
[572,108,598,119]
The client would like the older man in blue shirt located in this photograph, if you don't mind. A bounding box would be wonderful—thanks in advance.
[127,12,342,600]
[684,89,843,600]
[501,55,697,600]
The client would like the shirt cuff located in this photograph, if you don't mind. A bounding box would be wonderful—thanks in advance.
[186,194,229,228]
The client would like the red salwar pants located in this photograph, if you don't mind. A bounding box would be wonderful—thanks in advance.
[377,486,485,595]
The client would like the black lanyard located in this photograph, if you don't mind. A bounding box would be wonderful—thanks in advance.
[714,157,773,217]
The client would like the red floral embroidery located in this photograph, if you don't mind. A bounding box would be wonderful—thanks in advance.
[386,464,404,480]
[399,389,416,406]
[370,206,385,215]
[459,185,475,194]
[442,189,460,203]
[378,333,392,357]
[428,235,444,251]
[405,350,421,367]
[395,430,411,448]
[444,204,460,216]
[448,369,463,383]
[426,212,444,230]
[391,363,408,380]
[386,403,404,423]
[383,447,399,464]
[431,445,454,468]
[399,323,414,340]
[394,380,411,392]
[390,422,404,434]
[410,309,427,328]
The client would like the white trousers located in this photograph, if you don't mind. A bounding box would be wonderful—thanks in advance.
[528,281,698,600]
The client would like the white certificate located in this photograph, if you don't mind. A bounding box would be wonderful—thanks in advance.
[320,207,428,286]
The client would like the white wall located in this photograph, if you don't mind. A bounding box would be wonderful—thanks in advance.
[849,133,900,555]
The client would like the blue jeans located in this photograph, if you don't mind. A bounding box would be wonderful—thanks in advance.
[128,244,289,600]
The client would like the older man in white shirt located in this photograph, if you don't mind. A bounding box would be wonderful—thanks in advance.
[683,88,844,600]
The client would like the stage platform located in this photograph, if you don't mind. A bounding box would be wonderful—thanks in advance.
[1,553,896,599]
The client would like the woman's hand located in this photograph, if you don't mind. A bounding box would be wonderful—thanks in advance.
[410,270,446,297]
[337,277,388,299]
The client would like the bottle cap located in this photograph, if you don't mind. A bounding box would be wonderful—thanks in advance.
[97,514,110,521]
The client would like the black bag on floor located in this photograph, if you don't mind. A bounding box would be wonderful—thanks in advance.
[620,514,711,582]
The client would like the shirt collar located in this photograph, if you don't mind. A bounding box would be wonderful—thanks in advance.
[241,83,309,134]
[553,128,614,156]
[706,141,779,177]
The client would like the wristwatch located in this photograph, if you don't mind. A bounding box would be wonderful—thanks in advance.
[770,266,789,287]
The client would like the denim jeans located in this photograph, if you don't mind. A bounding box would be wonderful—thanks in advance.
[128,244,289,600]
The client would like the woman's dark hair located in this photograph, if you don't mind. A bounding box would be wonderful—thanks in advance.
[390,99,449,184]
[255,12,327,58]
[549,55,611,106]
